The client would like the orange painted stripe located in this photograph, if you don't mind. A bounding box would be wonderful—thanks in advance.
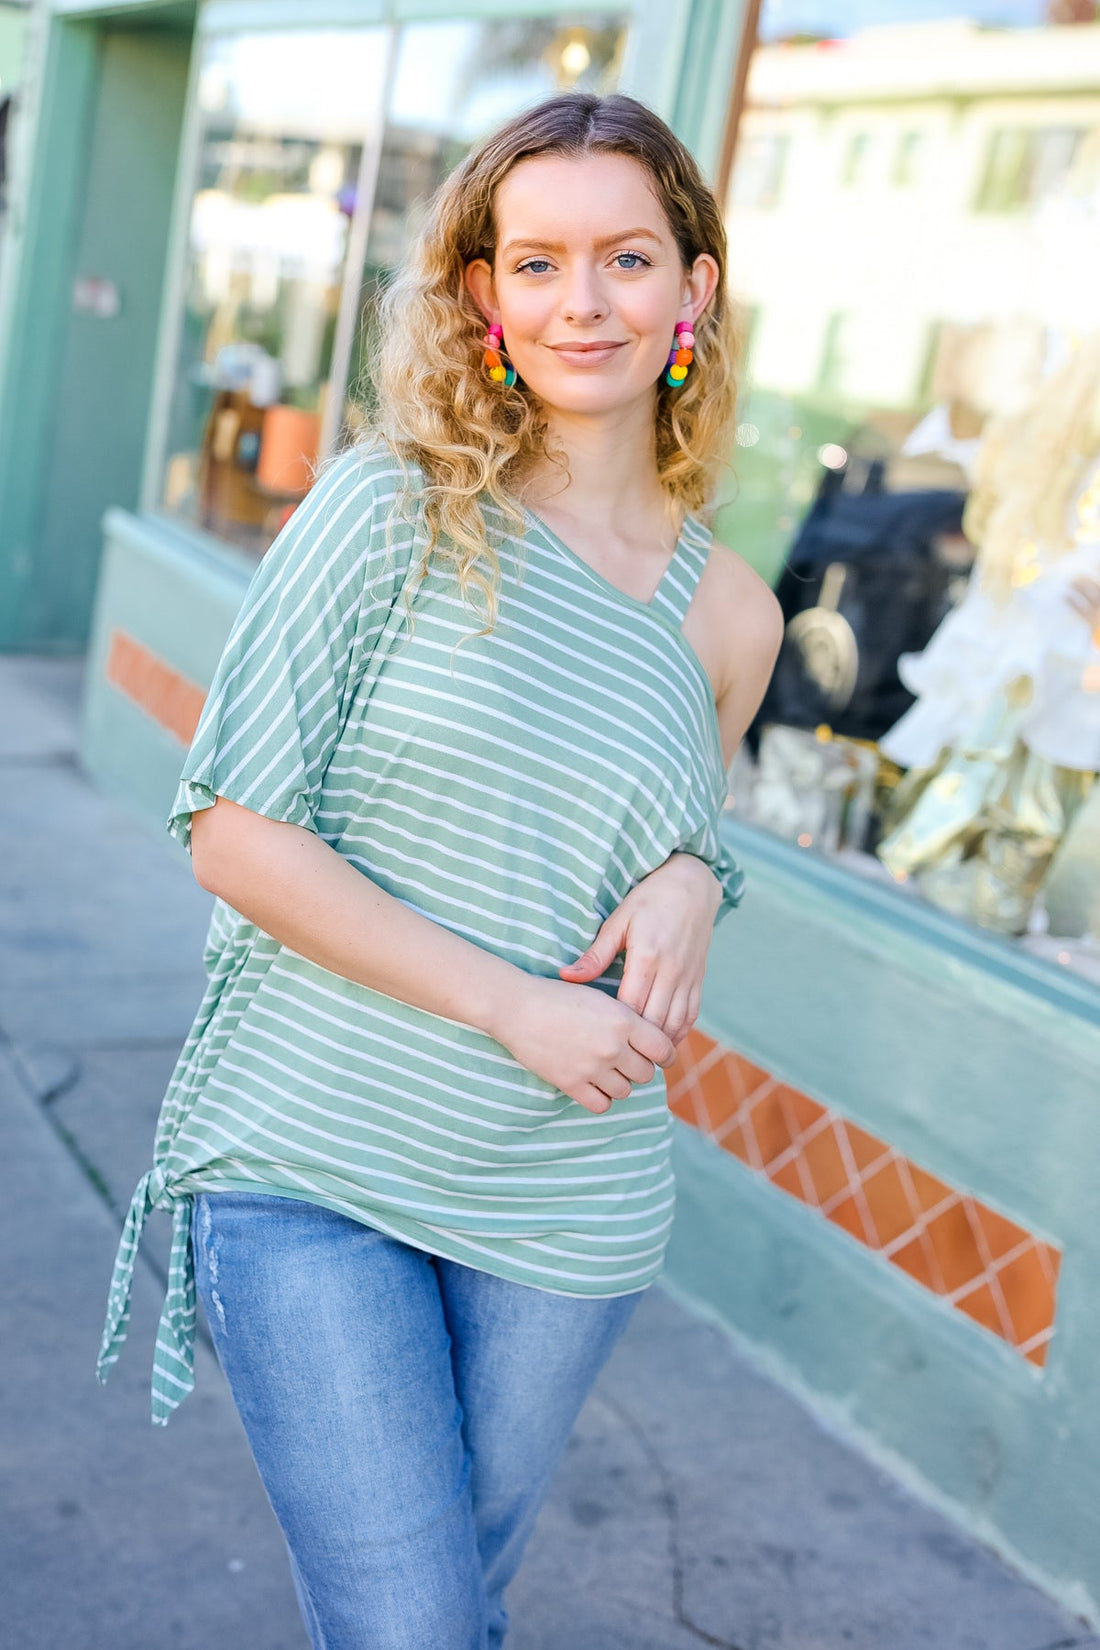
[666,1029,1060,1367]
[105,630,206,747]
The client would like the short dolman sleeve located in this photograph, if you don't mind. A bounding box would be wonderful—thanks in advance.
[167,447,409,852]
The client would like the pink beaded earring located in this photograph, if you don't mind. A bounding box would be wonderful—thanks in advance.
[483,323,517,388]
[664,320,695,388]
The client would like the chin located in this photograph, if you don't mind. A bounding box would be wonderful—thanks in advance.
[523,370,656,418]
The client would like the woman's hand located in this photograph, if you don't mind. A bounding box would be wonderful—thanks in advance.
[497,975,676,1116]
[556,852,722,1047]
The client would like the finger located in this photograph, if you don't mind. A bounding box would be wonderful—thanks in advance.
[639,974,675,1037]
[616,946,659,1016]
[663,985,694,1045]
[560,912,627,982]
[597,1070,633,1103]
[627,1016,676,1069]
[574,1084,613,1115]
[615,1049,657,1085]
[678,982,703,1040]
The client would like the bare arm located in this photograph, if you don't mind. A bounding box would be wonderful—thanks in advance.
[192,795,520,1033]
[190,796,674,1114]
[709,546,785,768]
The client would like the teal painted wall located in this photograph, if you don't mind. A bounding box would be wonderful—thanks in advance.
[0,16,99,650]
[31,24,192,650]
[665,822,1100,1621]
[0,10,192,653]
[82,508,248,825]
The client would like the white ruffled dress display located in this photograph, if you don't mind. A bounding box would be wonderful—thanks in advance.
[881,529,1100,776]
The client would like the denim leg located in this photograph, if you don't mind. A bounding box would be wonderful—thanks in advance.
[437,1258,646,1649]
[192,1192,488,1650]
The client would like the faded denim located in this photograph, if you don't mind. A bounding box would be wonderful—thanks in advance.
[192,1190,644,1650]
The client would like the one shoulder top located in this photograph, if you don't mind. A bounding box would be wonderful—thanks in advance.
[97,443,745,1423]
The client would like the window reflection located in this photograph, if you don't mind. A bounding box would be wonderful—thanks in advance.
[724,6,1100,974]
[160,29,390,554]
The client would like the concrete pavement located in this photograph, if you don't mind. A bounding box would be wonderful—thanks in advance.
[1,652,1096,1650]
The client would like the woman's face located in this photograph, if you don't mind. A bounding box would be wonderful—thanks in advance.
[465,151,718,420]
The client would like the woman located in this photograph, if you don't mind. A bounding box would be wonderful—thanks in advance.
[98,92,782,1649]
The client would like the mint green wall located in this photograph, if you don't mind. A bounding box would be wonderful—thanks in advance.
[0,9,193,653]
[24,24,192,651]
[82,507,249,825]
[666,822,1100,1621]
[0,15,100,651]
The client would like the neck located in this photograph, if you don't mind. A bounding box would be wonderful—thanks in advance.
[524,392,669,533]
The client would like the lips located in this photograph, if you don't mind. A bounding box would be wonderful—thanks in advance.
[547,341,627,367]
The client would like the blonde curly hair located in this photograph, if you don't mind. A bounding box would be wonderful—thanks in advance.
[367,92,741,632]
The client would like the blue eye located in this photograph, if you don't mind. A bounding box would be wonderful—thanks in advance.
[517,258,553,275]
[614,251,651,270]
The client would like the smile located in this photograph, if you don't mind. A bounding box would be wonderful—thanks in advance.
[546,341,627,367]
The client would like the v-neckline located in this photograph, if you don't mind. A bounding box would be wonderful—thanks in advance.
[521,504,691,616]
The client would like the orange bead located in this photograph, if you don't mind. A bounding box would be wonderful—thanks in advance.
[674,349,693,367]
[483,349,502,370]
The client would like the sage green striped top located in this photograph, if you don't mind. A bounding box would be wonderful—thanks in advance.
[98,442,744,1424]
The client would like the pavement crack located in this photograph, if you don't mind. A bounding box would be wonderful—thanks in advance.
[600,1389,747,1650]
[13,1052,82,1108]
[1,1029,215,1355]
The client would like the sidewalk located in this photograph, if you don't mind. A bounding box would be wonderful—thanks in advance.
[1,653,1095,1650]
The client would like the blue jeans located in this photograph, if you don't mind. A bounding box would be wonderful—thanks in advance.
[191,1191,645,1650]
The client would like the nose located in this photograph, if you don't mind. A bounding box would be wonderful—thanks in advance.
[561,265,608,327]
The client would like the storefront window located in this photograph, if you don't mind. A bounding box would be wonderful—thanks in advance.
[158,28,391,554]
[722,3,1100,985]
[156,13,627,556]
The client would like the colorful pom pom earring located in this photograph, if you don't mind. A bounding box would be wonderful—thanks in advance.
[664,320,695,388]
[483,323,517,388]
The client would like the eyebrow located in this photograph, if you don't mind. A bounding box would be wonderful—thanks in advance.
[501,227,664,257]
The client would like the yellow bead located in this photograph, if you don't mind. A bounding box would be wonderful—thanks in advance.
[668,364,688,382]
[490,365,507,382]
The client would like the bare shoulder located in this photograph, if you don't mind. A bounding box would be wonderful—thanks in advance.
[705,539,782,624]
[701,540,784,678]
[682,538,784,760]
